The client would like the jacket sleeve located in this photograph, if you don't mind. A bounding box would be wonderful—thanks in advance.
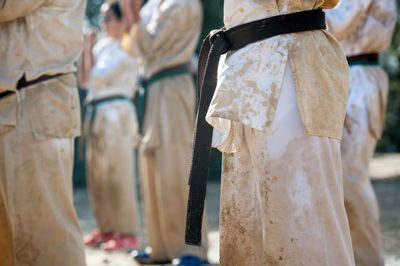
[121,2,186,59]
[359,0,397,51]
[325,0,374,39]
[0,0,47,22]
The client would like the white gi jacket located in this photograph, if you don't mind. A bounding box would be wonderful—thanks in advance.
[0,0,85,138]
[206,0,349,153]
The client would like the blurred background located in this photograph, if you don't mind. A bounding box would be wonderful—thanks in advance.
[74,1,400,265]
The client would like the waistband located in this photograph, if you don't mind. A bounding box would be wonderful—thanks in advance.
[139,63,191,89]
[135,63,191,134]
[347,53,379,67]
[0,73,66,99]
[185,9,327,246]
[84,94,132,123]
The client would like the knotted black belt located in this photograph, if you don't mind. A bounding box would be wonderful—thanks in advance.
[185,9,327,246]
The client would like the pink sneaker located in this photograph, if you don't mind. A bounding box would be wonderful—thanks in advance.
[103,235,138,252]
[84,230,115,247]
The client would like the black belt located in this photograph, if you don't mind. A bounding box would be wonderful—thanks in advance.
[134,63,190,135]
[0,73,64,99]
[347,53,379,67]
[185,9,327,246]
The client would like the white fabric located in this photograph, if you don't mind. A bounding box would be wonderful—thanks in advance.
[339,65,388,266]
[219,62,355,266]
[85,37,139,234]
[0,0,85,93]
[341,67,386,266]
[326,0,396,56]
[88,37,138,99]
[121,0,202,78]
[326,2,395,264]
[0,79,86,266]
[207,0,349,150]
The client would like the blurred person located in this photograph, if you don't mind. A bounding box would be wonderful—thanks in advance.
[0,0,86,265]
[79,1,140,252]
[121,0,209,264]
[185,0,356,265]
[326,1,396,265]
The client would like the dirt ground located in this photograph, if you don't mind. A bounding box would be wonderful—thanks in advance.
[74,153,400,266]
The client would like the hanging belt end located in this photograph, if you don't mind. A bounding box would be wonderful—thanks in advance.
[185,224,202,246]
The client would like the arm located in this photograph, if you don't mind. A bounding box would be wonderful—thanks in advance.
[359,0,397,51]
[121,0,186,58]
[78,31,97,88]
[325,0,373,39]
[0,0,47,22]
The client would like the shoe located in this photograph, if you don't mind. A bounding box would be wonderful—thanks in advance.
[131,249,171,264]
[103,235,138,252]
[84,230,115,247]
[172,255,210,266]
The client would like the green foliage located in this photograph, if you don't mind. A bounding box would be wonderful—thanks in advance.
[85,0,103,28]
[198,0,223,50]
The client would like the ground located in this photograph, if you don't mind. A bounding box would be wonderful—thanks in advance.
[74,153,400,266]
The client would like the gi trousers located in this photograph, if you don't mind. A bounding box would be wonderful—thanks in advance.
[0,191,14,266]
[139,75,208,261]
[219,63,355,266]
[0,76,86,266]
[86,101,139,235]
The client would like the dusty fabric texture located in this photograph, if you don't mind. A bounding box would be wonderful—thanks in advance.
[0,191,14,266]
[0,78,86,266]
[207,0,348,150]
[121,0,207,259]
[121,0,202,79]
[0,0,85,93]
[219,63,354,266]
[326,0,396,57]
[0,0,84,138]
[86,101,139,235]
[87,38,138,100]
[341,67,387,266]
[137,75,207,260]
[0,1,85,265]
[139,144,208,260]
[140,75,196,149]
[85,37,140,235]
[326,2,396,265]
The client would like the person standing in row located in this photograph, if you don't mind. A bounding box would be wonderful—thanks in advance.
[80,0,141,252]
[186,0,356,265]
[121,0,209,264]
[327,1,396,265]
[0,0,87,265]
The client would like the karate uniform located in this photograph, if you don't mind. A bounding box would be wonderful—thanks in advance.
[0,192,13,266]
[327,1,396,265]
[85,37,139,235]
[0,0,86,265]
[122,0,208,261]
[206,1,355,265]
